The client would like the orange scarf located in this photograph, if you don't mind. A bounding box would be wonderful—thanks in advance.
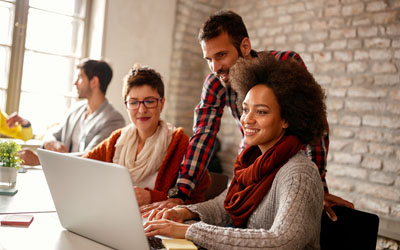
[224,135,304,228]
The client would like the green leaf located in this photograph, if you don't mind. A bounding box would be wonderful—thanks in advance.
[0,141,22,168]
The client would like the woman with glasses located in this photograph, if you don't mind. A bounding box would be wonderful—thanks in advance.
[83,64,210,207]
[144,55,326,250]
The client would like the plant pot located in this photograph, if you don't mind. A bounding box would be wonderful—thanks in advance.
[0,166,18,188]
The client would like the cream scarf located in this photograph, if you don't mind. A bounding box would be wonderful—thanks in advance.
[113,120,175,185]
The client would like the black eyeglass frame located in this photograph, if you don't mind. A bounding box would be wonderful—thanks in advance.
[124,97,163,110]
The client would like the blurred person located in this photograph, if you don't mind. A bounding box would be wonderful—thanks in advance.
[20,59,125,165]
[83,65,210,207]
[0,111,33,141]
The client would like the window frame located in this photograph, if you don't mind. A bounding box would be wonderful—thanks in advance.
[5,0,28,115]
[4,0,92,116]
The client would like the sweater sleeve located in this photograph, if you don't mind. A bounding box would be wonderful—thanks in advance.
[185,158,323,250]
[185,170,211,205]
[83,140,108,161]
[83,129,122,162]
[184,189,232,227]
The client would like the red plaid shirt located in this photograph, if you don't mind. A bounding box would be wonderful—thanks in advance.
[176,50,329,198]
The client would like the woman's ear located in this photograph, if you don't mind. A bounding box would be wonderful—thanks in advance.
[159,97,165,112]
[240,37,252,59]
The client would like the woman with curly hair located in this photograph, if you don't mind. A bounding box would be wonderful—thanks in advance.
[144,54,327,250]
[83,64,210,207]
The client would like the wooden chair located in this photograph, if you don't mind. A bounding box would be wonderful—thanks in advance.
[205,172,229,200]
[320,206,379,250]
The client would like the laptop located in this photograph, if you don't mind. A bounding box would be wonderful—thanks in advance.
[37,149,164,250]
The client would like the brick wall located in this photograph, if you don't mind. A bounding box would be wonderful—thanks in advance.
[165,0,225,130]
[167,0,400,248]
[165,0,242,178]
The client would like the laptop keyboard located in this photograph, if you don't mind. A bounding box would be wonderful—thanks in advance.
[147,236,165,250]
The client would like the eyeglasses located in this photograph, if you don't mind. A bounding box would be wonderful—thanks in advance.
[124,97,162,110]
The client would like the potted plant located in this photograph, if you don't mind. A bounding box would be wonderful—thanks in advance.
[0,140,22,188]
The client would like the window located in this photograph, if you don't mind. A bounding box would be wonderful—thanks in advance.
[0,0,15,110]
[0,0,89,136]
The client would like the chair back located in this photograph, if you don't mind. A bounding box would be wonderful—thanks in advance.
[205,172,228,200]
[320,206,379,250]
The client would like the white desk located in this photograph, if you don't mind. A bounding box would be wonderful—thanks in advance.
[0,169,114,250]
[0,212,113,250]
[0,168,55,213]
[0,168,171,250]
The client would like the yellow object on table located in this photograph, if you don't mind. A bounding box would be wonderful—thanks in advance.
[162,239,198,250]
[0,110,33,141]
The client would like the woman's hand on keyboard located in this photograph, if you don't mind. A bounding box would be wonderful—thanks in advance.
[147,207,199,223]
[147,207,181,222]
[141,198,184,216]
[144,219,189,238]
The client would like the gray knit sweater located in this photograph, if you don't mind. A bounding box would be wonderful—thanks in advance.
[184,152,324,250]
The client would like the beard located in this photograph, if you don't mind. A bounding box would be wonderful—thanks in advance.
[216,69,230,87]
[77,86,92,99]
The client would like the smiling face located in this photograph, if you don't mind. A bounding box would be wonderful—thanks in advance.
[126,85,165,137]
[201,32,241,84]
[240,84,288,154]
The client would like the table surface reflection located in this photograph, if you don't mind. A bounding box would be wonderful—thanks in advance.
[0,167,55,214]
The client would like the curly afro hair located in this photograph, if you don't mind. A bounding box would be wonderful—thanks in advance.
[230,53,327,145]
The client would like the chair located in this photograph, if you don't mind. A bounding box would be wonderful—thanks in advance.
[320,206,379,250]
[205,172,229,200]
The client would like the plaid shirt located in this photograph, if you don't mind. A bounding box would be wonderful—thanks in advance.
[176,50,329,198]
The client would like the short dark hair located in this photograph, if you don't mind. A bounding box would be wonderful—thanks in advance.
[230,54,327,145]
[122,64,164,101]
[77,59,113,94]
[198,10,249,54]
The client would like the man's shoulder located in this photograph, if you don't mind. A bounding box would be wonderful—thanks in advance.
[204,72,229,90]
[259,50,300,58]
[100,101,125,120]
[67,100,87,114]
[172,127,189,140]
[204,72,222,86]
[258,50,306,68]
[102,100,120,112]
[199,73,227,98]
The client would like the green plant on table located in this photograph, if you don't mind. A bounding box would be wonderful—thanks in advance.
[0,141,22,169]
